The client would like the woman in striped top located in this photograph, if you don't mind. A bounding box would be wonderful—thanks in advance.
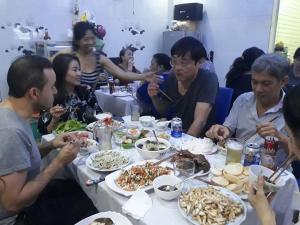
[51,22,157,88]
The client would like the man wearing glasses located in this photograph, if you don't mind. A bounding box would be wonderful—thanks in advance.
[148,37,219,137]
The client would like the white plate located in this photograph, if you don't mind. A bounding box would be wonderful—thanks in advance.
[182,139,218,155]
[95,113,112,121]
[105,160,173,197]
[86,151,131,172]
[178,185,247,225]
[75,211,132,225]
[112,91,131,97]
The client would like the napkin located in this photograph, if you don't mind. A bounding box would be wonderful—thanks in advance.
[122,189,152,220]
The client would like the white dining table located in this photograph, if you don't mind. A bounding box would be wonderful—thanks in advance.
[95,90,135,117]
[41,120,299,225]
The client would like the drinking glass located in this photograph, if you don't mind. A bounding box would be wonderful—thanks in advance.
[130,103,140,121]
[225,138,244,164]
[174,158,195,178]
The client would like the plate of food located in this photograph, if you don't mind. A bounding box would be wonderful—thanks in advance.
[105,160,173,196]
[178,185,246,225]
[86,151,131,172]
[170,150,211,175]
[86,119,123,132]
[54,119,87,135]
[182,138,218,155]
[121,129,150,149]
[95,113,112,121]
[75,211,132,225]
[209,163,250,199]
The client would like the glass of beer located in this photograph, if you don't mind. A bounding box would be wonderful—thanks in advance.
[225,138,244,164]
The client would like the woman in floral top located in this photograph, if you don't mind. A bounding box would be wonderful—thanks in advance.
[38,54,101,134]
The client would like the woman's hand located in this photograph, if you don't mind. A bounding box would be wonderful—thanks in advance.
[248,177,276,225]
[50,105,66,121]
[142,72,164,83]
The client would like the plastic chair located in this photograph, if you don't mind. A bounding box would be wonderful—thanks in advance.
[213,87,233,124]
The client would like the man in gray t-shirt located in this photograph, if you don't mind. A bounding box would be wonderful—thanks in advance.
[148,37,219,137]
[0,55,80,225]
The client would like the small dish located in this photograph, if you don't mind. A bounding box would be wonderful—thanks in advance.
[249,165,286,193]
[154,120,171,130]
[153,175,182,200]
[139,116,155,127]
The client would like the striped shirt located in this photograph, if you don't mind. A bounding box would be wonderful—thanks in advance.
[80,52,105,87]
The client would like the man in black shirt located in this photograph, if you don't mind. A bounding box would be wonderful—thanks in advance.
[148,37,219,137]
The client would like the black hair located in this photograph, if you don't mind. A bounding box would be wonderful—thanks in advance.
[52,54,80,103]
[226,47,265,86]
[7,55,52,98]
[283,84,300,145]
[294,47,300,60]
[119,47,134,63]
[170,36,207,64]
[72,21,96,51]
[153,53,171,71]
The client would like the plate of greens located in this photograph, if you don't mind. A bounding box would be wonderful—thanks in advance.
[54,119,87,135]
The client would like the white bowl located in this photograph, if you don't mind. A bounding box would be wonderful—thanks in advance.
[153,175,182,200]
[135,137,171,159]
[139,116,155,127]
[249,165,286,193]
[154,120,171,130]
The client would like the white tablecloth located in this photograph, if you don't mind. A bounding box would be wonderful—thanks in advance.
[42,127,298,225]
[95,90,135,117]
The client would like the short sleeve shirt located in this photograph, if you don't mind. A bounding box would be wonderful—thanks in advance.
[164,69,219,133]
[0,108,41,222]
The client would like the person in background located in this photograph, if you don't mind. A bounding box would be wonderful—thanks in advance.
[206,54,290,166]
[285,47,300,92]
[149,53,172,73]
[0,55,97,225]
[226,47,265,108]
[51,21,157,88]
[137,53,171,117]
[249,85,300,225]
[38,54,101,134]
[117,47,141,85]
[199,49,215,74]
[148,37,219,137]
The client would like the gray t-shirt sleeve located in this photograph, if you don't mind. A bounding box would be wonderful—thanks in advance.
[0,128,31,176]
[197,72,219,104]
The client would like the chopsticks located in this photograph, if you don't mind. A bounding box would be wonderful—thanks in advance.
[241,115,281,143]
[267,154,296,183]
[159,89,174,103]
[153,151,180,166]
[194,176,222,187]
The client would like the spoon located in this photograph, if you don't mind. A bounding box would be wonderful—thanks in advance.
[152,130,159,146]
[161,172,203,192]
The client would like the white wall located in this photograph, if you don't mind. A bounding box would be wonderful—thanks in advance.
[0,0,169,99]
[171,0,275,86]
[0,0,276,97]
[0,0,73,99]
[78,0,169,71]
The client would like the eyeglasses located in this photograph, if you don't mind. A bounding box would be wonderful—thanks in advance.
[170,58,194,68]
